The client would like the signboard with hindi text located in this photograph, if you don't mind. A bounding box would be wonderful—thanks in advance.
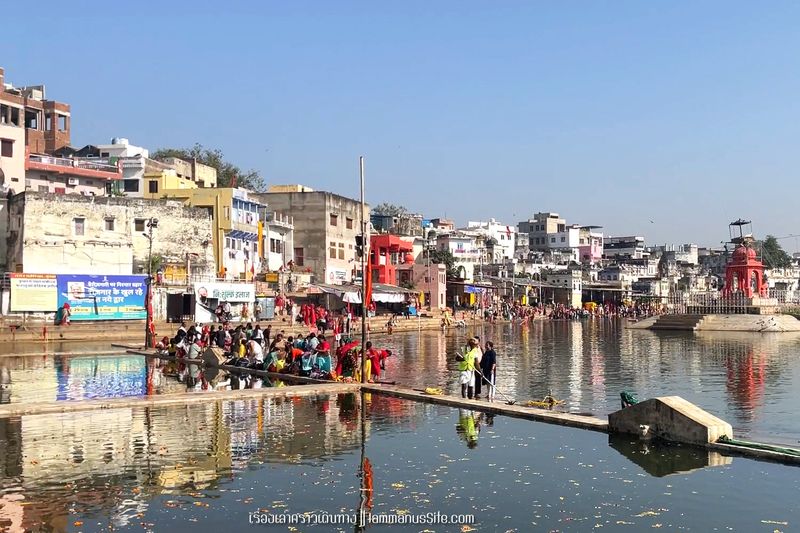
[10,274,58,312]
[194,282,255,323]
[57,275,147,321]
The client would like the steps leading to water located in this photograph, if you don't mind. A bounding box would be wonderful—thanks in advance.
[647,314,705,331]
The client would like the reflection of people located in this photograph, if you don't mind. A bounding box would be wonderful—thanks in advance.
[456,409,479,448]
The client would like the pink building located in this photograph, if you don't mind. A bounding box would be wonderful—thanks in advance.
[397,263,448,310]
[578,227,604,264]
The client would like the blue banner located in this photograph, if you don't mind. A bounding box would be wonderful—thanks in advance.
[57,275,147,321]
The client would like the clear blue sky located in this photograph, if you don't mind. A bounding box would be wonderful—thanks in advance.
[3,1,800,250]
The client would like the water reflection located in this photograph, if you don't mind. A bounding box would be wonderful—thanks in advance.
[607,434,732,477]
[0,393,797,532]
[371,322,800,442]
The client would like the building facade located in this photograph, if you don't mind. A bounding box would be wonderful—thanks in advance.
[370,234,414,285]
[257,188,367,285]
[153,188,265,280]
[466,219,516,262]
[3,192,215,278]
[519,212,566,251]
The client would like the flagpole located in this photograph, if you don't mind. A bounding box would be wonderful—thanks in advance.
[360,156,367,384]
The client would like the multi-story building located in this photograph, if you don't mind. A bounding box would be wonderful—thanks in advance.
[255,186,366,285]
[466,219,516,262]
[369,234,414,285]
[437,231,480,281]
[397,262,448,309]
[0,67,70,155]
[264,212,294,272]
[23,149,123,196]
[578,226,604,264]
[151,188,265,279]
[2,192,215,277]
[1,66,73,192]
[604,235,646,259]
[518,212,565,251]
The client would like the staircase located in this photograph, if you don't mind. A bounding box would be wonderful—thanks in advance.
[648,314,705,331]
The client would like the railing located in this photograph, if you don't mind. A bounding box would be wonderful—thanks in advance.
[660,289,798,314]
[28,154,120,173]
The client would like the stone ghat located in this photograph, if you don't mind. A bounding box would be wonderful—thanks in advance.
[628,313,800,332]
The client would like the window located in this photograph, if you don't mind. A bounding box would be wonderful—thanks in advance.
[330,214,338,226]
[561,237,566,242]
[100,152,109,158]
[0,139,12,158]
[329,243,337,258]
[134,219,145,232]
[123,179,140,193]
[148,180,158,194]
[38,185,49,193]
[346,217,353,229]
[45,114,53,131]
[74,217,85,236]
[58,115,67,131]
[223,206,230,219]
[338,242,345,260]
[294,247,304,266]
[550,237,555,243]
[104,218,115,231]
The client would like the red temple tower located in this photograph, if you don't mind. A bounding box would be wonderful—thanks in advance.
[722,219,767,298]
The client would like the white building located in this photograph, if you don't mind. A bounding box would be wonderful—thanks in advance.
[265,212,294,272]
[437,231,480,281]
[466,218,516,262]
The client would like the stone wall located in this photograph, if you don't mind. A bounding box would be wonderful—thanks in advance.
[4,192,215,278]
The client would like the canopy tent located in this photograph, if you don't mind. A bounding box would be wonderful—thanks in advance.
[311,282,414,304]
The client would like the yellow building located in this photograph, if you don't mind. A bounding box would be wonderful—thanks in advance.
[154,187,264,279]
[142,169,197,199]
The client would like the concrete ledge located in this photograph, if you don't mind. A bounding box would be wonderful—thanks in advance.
[362,384,609,432]
[609,396,732,445]
[0,382,360,418]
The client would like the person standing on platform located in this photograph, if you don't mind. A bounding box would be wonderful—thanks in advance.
[480,341,497,401]
[458,338,481,399]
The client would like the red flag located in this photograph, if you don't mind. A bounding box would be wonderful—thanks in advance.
[364,264,373,307]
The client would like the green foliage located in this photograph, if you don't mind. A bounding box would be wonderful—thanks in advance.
[149,254,164,274]
[759,235,793,269]
[373,202,408,217]
[152,143,264,191]
[428,249,461,279]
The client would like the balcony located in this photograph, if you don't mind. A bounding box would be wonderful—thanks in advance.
[26,152,122,180]
[267,212,294,230]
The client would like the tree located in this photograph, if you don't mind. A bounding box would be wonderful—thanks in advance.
[759,235,793,269]
[428,249,461,279]
[373,202,408,217]
[152,143,264,191]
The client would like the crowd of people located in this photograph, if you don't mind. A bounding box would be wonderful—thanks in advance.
[454,300,664,324]
[156,315,392,386]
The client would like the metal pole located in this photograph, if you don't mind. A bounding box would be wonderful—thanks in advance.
[145,221,153,348]
[359,156,367,383]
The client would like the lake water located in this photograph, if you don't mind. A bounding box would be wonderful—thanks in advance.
[0,393,796,532]
[2,319,800,444]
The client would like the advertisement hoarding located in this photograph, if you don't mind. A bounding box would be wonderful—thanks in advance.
[57,275,147,321]
[9,274,58,312]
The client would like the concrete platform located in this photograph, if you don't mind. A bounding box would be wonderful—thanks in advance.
[627,313,800,332]
[0,382,360,419]
[362,384,609,432]
[608,396,733,445]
